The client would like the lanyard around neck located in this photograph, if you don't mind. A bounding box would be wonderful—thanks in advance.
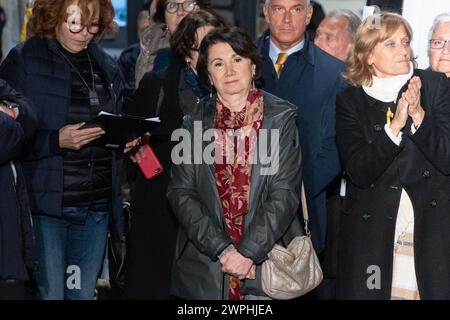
[59,50,100,106]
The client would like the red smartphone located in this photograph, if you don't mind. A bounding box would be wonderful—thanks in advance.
[138,144,164,179]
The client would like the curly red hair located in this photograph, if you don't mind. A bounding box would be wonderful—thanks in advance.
[31,0,117,40]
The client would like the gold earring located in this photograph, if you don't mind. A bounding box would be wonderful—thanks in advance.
[210,81,213,99]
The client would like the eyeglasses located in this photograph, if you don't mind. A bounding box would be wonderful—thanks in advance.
[66,19,102,35]
[165,1,197,14]
[430,39,450,50]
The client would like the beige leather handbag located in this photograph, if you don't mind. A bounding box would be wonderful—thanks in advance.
[261,182,323,300]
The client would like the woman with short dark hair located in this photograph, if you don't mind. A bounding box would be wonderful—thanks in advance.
[125,9,227,300]
[167,27,303,300]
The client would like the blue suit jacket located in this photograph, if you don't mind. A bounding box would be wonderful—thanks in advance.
[257,32,345,252]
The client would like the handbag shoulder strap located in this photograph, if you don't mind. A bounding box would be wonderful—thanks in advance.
[301,181,311,237]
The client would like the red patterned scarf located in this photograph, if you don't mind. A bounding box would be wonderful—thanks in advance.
[214,89,264,300]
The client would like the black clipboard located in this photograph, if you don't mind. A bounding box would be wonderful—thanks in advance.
[81,112,161,149]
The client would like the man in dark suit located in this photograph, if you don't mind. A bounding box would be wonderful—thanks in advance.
[0,5,5,60]
[258,0,345,255]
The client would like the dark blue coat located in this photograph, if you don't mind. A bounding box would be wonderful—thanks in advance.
[0,79,37,280]
[0,37,125,239]
[257,32,345,252]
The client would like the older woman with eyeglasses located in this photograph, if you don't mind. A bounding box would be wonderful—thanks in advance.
[428,13,450,79]
[134,0,212,86]
[0,0,138,300]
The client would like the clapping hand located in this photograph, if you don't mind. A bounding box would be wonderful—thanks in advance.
[390,92,409,137]
[390,76,425,136]
[404,76,425,127]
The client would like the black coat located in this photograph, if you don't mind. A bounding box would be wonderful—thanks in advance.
[0,79,37,280]
[124,56,192,299]
[335,69,450,299]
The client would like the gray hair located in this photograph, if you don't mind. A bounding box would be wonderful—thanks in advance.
[265,0,311,7]
[327,9,361,40]
[428,12,450,43]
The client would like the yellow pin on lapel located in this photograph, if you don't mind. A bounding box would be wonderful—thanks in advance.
[386,107,394,125]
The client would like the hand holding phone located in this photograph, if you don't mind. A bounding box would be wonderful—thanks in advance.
[137,144,164,180]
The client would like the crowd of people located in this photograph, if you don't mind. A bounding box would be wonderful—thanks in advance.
[1,0,450,301]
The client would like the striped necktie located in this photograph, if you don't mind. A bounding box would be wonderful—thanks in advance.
[274,53,289,78]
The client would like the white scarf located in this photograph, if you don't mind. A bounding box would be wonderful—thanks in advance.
[363,63,414,103]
